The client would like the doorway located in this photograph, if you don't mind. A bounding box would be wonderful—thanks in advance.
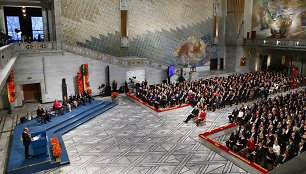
[219,58,224,70]
[210,59,218,70]
[260,55,268,71]
[22,83,41,102]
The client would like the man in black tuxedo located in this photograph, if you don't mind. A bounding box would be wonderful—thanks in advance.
[112,80,118,92]
[226,129,238,150]
[183,105,199,123]
[83,90,94,104]
[37,104,50,124]
[22,127,32,159]
[76,94,86,105]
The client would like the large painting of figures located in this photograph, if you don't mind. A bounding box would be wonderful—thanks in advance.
[252,0,306,39]
[174,34,217,67]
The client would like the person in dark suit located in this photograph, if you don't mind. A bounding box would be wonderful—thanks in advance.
[226,129,238,150]
[83,91,94,104]
[252,142,265,165]
[183,105,199,123]
[228,107,239,123]
[76,94,86,105]
[37,104,50,124]
[124,81,129,93]
[22,127,32,159]
[112,80,118,92]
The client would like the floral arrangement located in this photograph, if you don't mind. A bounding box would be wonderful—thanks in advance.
[7,70,16,103]
[50,137,62,158]
[87,88,92,94]
[76,72,84,94]
[82,64,90,91]
[111,92,119,99]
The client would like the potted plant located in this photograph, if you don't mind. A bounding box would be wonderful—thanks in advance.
[50,137,62,162]
[111,92,119,103]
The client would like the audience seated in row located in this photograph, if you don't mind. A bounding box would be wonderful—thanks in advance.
[135,71,304,111]
[226,88,306,171]
[36,91,95,123]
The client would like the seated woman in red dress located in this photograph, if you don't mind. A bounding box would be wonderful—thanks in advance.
[195,108,206,126]
[53,100,65,115]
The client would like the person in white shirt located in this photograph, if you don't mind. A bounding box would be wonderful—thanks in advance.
[273,140,280,156]
[237,109,244,124]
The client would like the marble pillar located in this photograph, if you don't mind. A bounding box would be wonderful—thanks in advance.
[53,0,63,49]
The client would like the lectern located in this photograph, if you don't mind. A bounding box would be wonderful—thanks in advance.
[31,131,48,156]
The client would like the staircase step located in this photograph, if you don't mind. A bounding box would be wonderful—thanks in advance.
[48,102,116,163]
[7,100,117,174]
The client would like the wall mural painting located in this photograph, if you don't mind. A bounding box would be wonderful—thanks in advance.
[252,0,306,39]
[174,34,217,67]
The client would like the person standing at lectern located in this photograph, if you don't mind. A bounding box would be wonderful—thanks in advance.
[22,127,32,159]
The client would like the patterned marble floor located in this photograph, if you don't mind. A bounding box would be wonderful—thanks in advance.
[39,96,247,174]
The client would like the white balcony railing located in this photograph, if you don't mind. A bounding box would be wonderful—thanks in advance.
[14,41,57,51]
[63,43,167,70]
[243,38,306,49]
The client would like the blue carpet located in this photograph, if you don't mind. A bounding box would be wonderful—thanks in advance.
[7,100,117,174]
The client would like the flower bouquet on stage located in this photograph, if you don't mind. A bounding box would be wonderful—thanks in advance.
[50,137,62,162]
[111,92,119,104]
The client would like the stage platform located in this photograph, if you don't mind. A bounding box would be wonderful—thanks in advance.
[7,99,117,174]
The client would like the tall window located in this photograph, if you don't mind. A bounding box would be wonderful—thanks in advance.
[6,16,20,40]
[31,16,43,40]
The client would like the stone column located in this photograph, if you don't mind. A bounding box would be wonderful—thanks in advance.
[243,0,253,38]
[42,8,49,41]
[53,0,63,49]
[48,9,54,41]
[0,6,6,33]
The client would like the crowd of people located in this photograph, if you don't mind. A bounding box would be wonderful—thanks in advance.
[135,71,304,111]
[226,88,306,171]
[36,91,94,124]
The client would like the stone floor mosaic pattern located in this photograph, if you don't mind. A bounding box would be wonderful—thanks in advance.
[40,97,247,174]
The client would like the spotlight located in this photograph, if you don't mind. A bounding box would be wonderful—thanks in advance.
[21,7,26,17]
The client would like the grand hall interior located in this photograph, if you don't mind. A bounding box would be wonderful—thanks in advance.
[0,0,305,174]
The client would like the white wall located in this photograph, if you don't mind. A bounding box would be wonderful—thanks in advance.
[225,45,257,73]
[145,67,165,85]
[126,70,145,83]
[13,51,126,106]
[11,51,167,107]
